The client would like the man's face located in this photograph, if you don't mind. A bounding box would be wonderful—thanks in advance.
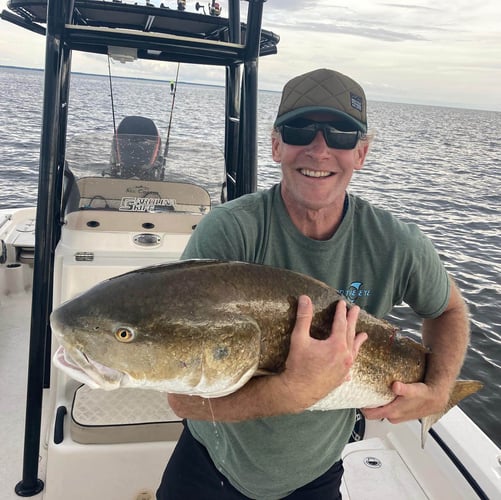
[272,112,368,212]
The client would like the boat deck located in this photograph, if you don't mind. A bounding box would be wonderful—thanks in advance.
[0,288,45,499]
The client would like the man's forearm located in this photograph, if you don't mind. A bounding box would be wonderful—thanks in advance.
[168,374,303,422]
[422,278,470,402]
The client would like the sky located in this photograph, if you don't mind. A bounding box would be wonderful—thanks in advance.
[0,0,500,111]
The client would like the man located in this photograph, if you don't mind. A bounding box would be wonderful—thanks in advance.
[157,68,470,499]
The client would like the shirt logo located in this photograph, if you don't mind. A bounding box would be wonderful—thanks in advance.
[338,281,371,304]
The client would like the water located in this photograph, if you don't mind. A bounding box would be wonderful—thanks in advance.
[1,66,500,447]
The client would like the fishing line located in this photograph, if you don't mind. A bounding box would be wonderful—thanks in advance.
[107,55,120,175]
[107,55,118,138]
[163,62,181,164]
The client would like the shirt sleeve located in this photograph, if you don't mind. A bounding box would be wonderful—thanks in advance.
[181,205,248,261]
[403,228,451,319]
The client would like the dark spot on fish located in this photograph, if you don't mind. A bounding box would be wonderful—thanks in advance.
[213,346,229,360]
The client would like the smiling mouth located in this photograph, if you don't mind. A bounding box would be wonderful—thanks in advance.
[299,168,333,178]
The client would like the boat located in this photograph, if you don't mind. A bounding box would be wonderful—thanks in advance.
[0,1,499,499]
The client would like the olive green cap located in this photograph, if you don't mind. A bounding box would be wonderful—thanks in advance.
[274,68,367,132]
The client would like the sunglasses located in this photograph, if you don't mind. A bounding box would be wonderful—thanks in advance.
[279,119,361,150]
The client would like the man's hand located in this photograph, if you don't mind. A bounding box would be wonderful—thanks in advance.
[277,295,367,410]
[362,380,449,424]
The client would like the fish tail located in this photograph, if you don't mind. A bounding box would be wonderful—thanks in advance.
[420,380,483,448]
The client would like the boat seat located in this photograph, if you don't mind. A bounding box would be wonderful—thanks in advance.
[70,385,183,444]
[4,216,36,264]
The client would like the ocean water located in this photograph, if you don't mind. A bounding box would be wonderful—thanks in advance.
[0,66,500,447]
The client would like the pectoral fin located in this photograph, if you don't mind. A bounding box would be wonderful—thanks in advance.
[189,314,263,397]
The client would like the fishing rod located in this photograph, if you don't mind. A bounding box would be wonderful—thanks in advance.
[107,55,118,138]
[107,55,120,176]
[163,62,181,165]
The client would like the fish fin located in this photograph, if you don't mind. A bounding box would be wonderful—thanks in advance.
[420,380,483,448]
[187,314,263,397]
[420,414,438,448]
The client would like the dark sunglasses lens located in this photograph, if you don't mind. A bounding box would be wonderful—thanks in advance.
[281,122,360,149]
[281,124,316,146]
[324,128,359,149]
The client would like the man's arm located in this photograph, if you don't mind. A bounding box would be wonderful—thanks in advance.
[363,277,470,423]
[168,297,367,421]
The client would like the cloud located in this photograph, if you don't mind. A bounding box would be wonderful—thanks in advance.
[0,0,500,111]
[274,20,427,42]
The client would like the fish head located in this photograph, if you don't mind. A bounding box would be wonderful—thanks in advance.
[50,271,262,396]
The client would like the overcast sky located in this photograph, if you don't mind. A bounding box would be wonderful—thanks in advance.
[0,0,499,111]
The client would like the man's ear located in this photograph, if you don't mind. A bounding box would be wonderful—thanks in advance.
[354,142,369,171]
[271,134,282,162]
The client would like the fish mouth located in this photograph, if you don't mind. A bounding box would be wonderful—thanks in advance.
[53,345,124,390]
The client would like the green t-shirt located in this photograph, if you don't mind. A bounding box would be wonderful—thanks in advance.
[181,184,450,499]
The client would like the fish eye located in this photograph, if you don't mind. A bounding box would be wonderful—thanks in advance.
[115,327,135,343]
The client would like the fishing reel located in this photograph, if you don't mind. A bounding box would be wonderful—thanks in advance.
[195,1,222,16]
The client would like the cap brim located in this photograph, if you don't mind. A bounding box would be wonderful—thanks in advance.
[274,106,367,132]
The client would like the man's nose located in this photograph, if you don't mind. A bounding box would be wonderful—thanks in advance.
[305,131,331,156]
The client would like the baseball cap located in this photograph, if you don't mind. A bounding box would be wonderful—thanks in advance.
[274,68,367,132]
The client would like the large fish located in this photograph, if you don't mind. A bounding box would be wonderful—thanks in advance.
[52,260,481,441]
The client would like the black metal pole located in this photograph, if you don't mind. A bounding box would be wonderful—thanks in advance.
[235,0,265,197]
[224,0,241,201]
[236,58,258,197]
[15,0,74,496]
[43,39,72,389]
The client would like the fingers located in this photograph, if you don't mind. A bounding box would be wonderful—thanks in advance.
[346,302,360,330]
[362,382,433,423]
[349,304,368,355]
[296,295,313,318]
[353,331,368,355]
[391,381,407,396]
[292,295,314,341]
[331,301,367,349]
[331,299,349,337]
[284,296,368,409]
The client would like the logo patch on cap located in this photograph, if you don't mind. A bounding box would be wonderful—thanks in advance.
[350,93,363,113]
